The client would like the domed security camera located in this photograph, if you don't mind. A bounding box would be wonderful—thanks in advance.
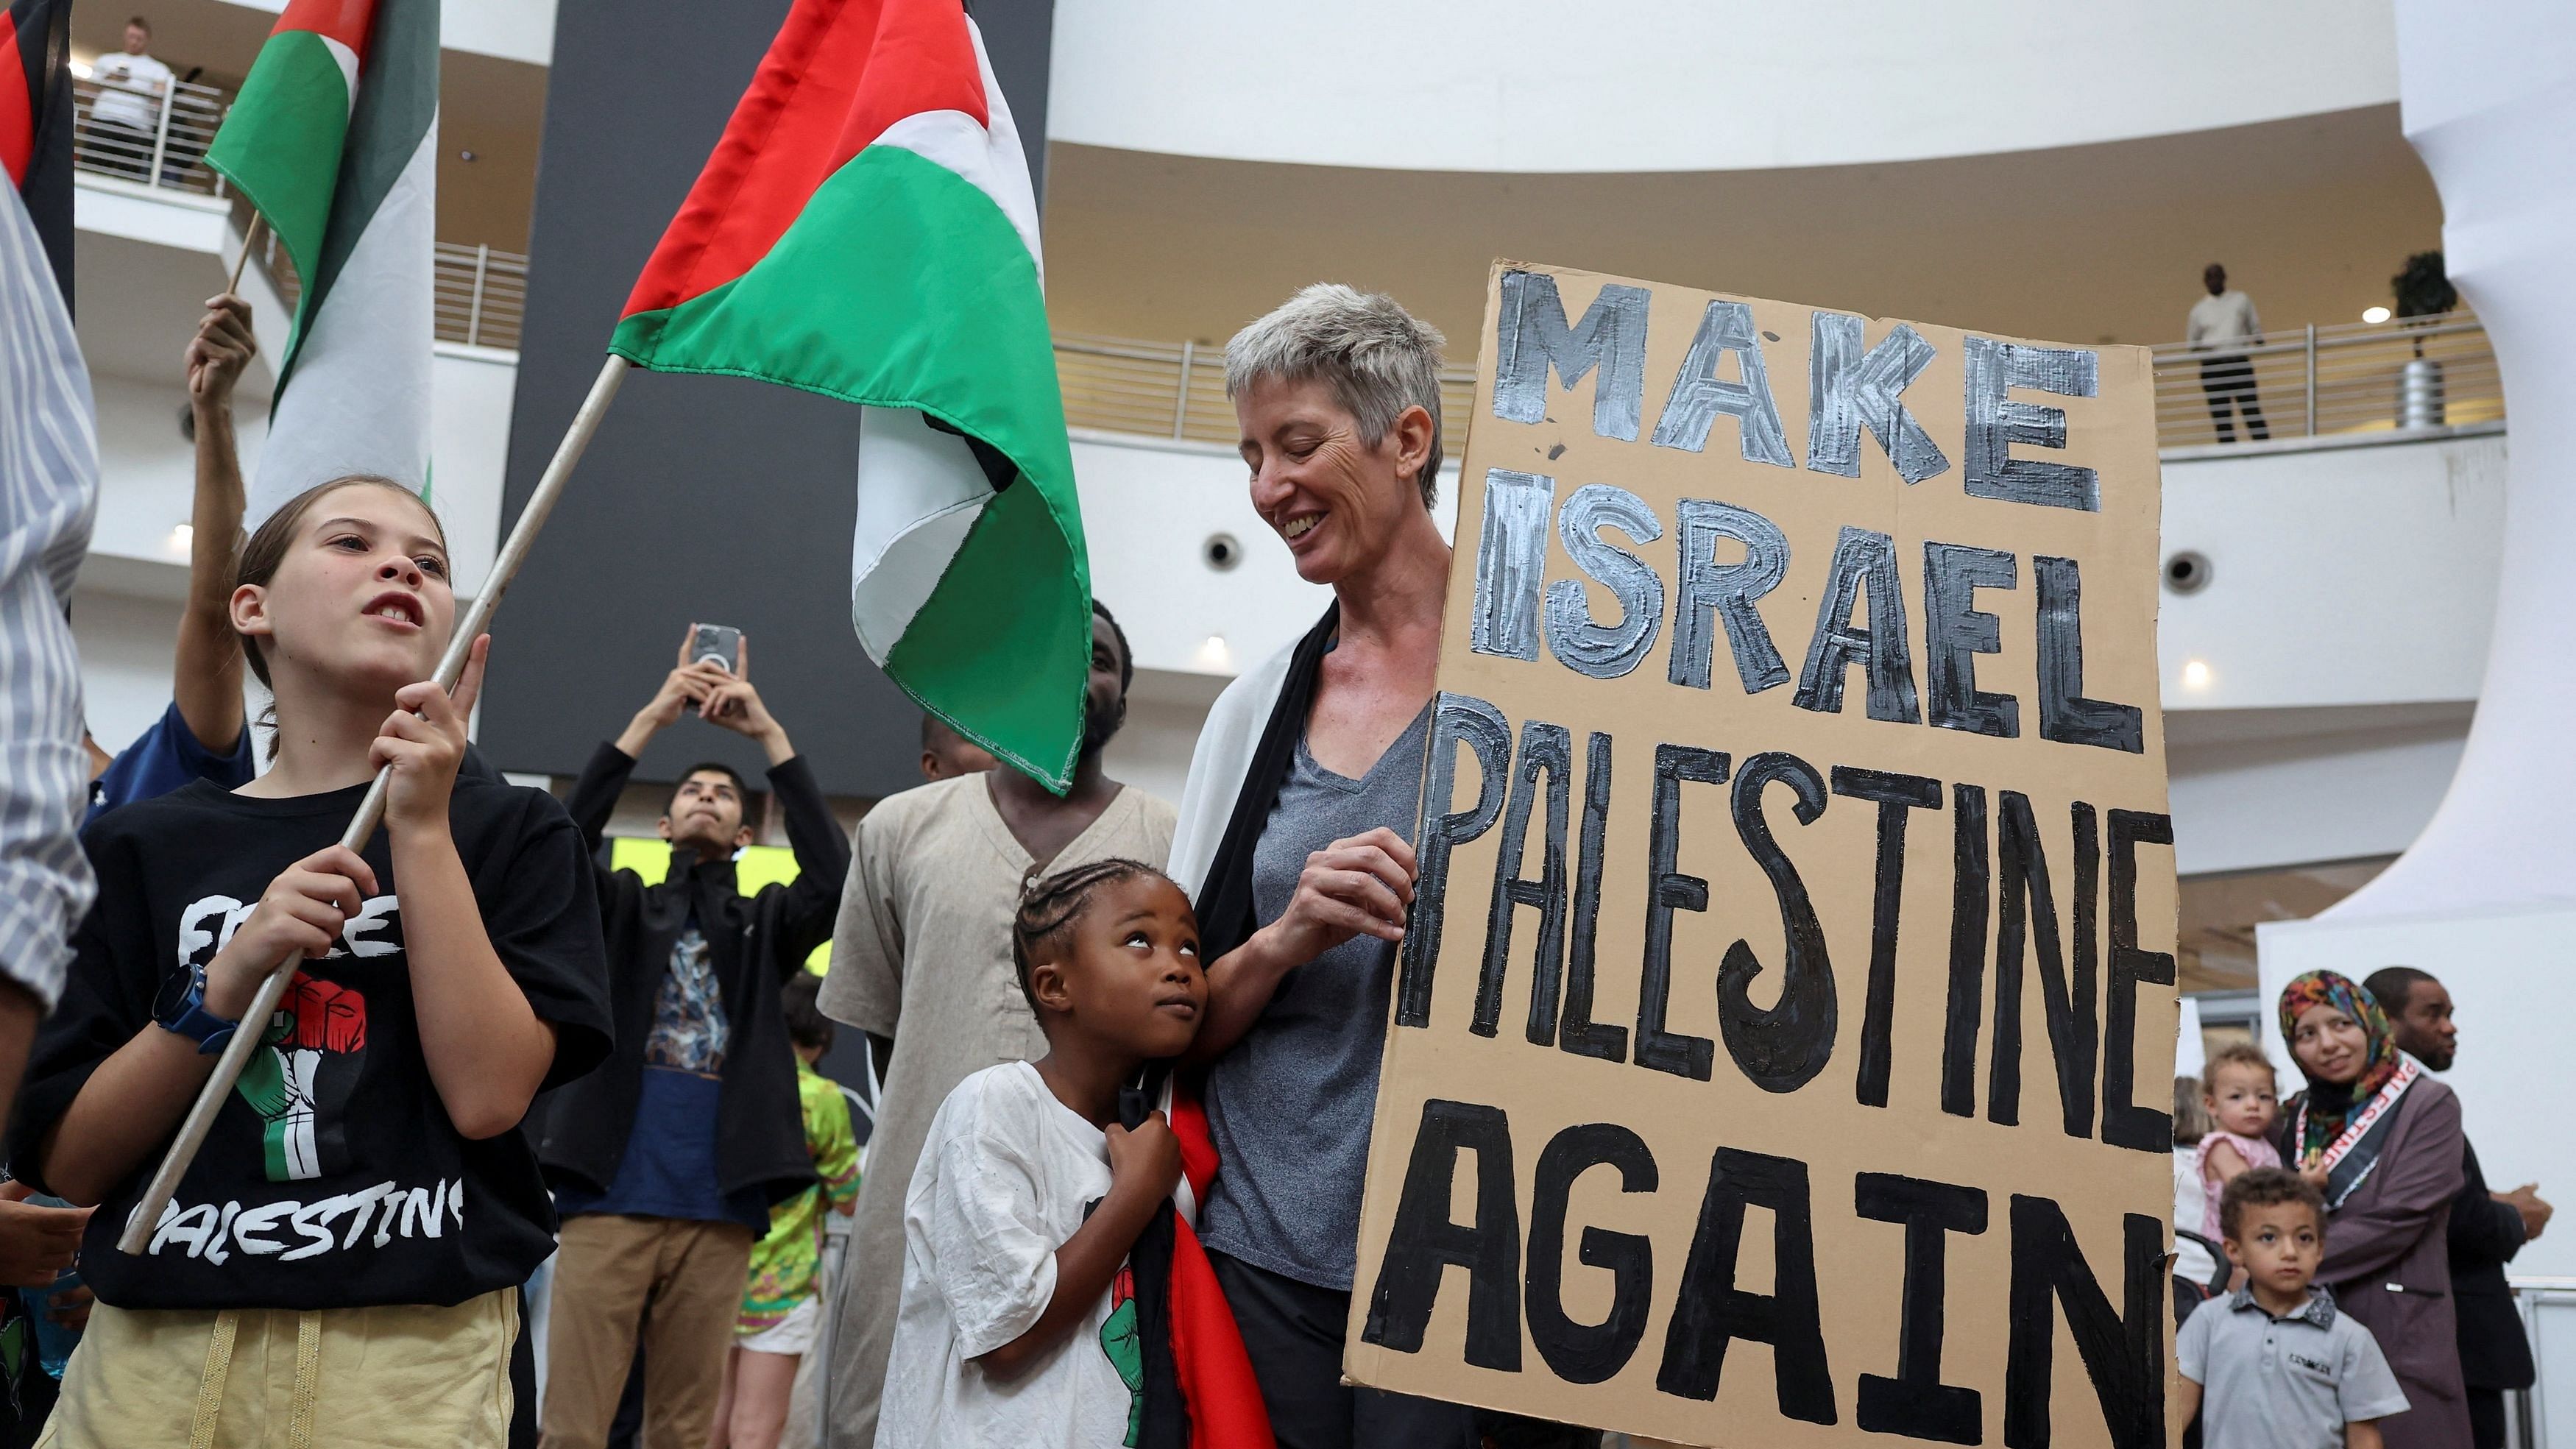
[1204,533,1242,572]
[2163,550,2212,595]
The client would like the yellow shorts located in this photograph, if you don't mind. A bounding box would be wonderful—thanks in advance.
[38,1286,518,1449]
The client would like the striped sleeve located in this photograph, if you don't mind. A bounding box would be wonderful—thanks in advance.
[0,179,99,1007]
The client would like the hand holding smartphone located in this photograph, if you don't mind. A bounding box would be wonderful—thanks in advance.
[683,623,742,715]
[690,623,742,675]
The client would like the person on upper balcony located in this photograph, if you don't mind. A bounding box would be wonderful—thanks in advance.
[86,18,174,174]
[2189,262,2271,444]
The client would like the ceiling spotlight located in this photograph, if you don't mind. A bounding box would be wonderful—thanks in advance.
[459,149,479,162]
[167,522,194,554]
[2180,659,2213,691]
[2363,306,2392,325]
[1194,634,1232,671]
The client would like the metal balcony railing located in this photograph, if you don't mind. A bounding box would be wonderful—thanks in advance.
[434,242,528,350]
[2151,312,2499,448]
[1053,331,1479,450]
[1055,316,2503,455]
[73,73,531,352]
[70,71,227,195]
[222,207,531,352]
[68,73,2506,453]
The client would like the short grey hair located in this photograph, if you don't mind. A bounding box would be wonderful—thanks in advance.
[1225,283,1446,508]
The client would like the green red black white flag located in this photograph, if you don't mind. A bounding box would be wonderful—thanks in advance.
[612,0,1091,791]
[208,0,436,525]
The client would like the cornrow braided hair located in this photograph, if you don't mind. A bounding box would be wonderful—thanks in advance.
[1010,857,1172,1018]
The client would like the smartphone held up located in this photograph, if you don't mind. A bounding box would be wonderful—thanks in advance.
[685,623,742,716]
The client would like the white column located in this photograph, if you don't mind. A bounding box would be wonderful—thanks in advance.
[2261,0,2576,1276]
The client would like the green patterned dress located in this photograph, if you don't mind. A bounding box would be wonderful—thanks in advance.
[739,1058,861,1335]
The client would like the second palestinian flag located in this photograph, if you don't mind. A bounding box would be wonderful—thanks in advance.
[208,0,435,524]
[612,0,1089,791]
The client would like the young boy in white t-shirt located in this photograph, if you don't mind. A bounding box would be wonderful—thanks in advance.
[874,859,1206,1448]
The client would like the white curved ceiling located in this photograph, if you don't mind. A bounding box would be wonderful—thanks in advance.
[1049,0,2399,172]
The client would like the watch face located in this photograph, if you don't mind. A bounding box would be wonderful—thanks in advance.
[152,966,197,1027]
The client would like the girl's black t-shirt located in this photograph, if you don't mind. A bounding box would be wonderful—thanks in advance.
[13,776,614,1311]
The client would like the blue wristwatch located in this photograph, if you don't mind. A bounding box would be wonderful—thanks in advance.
[152,963,241,1055]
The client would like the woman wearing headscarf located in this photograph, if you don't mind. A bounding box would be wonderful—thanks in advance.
[2276,971,2471,1449]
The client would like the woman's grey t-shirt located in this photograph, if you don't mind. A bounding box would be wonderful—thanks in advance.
[1199,704,1432,1291]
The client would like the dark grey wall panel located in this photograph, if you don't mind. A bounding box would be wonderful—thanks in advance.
[483,0,1054,799]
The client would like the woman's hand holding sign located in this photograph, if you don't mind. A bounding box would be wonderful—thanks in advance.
[1275,829,1418,954]
[1189,829,1419,1066]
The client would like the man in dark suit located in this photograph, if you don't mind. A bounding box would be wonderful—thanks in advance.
[2368,966,2554,1449]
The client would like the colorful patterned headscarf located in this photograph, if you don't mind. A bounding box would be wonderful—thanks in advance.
[2277,969,2403,1164]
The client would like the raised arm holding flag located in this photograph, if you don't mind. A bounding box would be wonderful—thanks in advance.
[117,0,1100,1277]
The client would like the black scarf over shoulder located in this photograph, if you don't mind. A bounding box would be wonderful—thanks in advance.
[1191,604,1340,957]
[1124,603,1336,1448]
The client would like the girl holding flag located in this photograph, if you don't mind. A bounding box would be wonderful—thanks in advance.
[13,478,611,1446]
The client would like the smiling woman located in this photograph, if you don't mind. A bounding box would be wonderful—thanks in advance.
[1160,286,1586,1446]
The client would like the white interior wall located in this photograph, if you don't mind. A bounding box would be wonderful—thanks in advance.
[208,0,553,65]
[2166,707,2469,876]
[2157,428,2503,709]
[1050,0,2398,172]
[68,588,188,757]
[91,375,267,565]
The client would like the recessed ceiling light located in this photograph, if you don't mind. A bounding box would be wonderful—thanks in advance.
[2181,659,2213,691]
[2363,306,2392,325]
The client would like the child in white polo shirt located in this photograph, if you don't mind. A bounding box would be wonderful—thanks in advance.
[2179,1168,2410,1449]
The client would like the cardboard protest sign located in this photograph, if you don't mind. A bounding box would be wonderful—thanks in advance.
[1345,262,2178,1449]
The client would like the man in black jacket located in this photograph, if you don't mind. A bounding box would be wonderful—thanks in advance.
[538,638,849,1449]
[2368,966,2553,1449]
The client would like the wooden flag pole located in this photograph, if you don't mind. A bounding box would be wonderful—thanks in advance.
[117,353,633,1255]
[226,213,266,294]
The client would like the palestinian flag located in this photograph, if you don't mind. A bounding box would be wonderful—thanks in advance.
[612,0,1089,791]
[207,0,436,524]
[1,0,74,306]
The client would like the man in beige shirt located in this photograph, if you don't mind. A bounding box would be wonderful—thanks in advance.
[815,603,1177,1448]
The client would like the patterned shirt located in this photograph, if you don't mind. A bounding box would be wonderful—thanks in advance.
[646,926,727,1074]
[556,919,766,1228]
[741,1055,860,1332]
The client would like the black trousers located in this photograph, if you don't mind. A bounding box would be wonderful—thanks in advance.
[2200,354,2269,442]
[2468,1386,2507,1449]
[1210,1250,1479,1449]
[1208,1250,1600,1449]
